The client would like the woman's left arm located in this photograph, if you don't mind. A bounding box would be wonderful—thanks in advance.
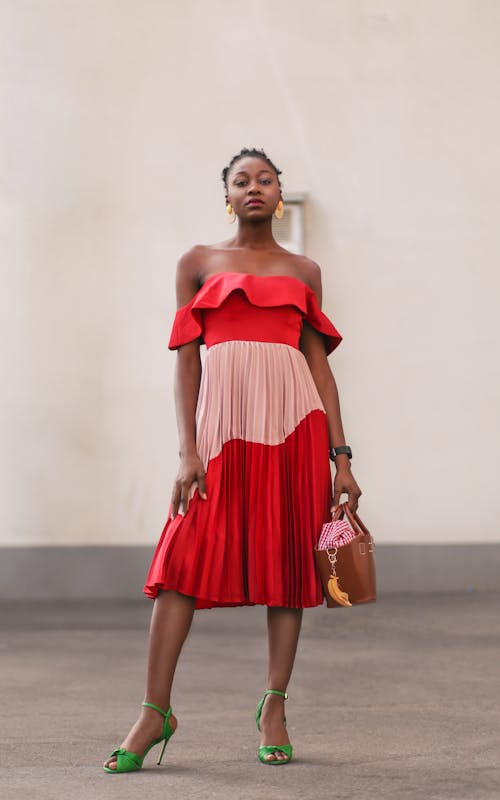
[299,268,362,514]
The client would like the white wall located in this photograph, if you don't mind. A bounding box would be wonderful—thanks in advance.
[1,1,499,546]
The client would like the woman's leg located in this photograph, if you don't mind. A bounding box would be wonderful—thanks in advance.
[104,589,196,769]
[258,606,303,762]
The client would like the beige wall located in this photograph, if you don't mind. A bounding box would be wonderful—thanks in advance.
[1,1,499,547]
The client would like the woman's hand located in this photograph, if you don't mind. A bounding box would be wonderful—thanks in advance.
[170,453,207,519]
[331,464,362,515]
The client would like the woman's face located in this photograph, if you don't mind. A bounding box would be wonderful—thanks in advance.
[225,157,281,220]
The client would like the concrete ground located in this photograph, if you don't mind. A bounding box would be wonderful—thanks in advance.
[1,592,499,800]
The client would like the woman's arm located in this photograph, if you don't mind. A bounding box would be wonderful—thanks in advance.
[170,249,208,519]
[299,266,362,513]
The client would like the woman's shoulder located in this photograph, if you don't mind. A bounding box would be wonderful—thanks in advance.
[290,255,322,291]
[176,244,208,275]
[173,246,207,308]
[175,243,226,284]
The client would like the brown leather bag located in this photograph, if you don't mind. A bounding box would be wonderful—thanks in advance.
[314,502,376,608]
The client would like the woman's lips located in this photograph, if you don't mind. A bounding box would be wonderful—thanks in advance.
[246,200,264,206]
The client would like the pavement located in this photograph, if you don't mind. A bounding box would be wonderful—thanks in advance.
[1,591,499,800]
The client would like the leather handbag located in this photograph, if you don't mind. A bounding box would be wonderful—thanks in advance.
[314,502,376,608]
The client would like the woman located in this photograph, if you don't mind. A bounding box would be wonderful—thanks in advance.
[103,147,362,772]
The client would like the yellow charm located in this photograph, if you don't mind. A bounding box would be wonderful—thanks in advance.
[327,576,352,606]
[226,203,236,223]
[274,199,284,220]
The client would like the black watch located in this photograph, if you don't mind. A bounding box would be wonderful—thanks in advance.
[329,445,352,461]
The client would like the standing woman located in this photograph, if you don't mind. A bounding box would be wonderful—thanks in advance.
[103,147,362,772]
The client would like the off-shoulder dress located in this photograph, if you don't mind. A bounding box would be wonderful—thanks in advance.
[143,272,343,609]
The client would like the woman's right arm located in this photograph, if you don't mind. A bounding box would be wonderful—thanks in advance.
[170,248,208,519]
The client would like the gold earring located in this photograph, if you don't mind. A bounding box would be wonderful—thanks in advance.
[274,199,284,220]
[226,203,236,224]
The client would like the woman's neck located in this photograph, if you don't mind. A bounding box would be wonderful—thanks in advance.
[230,219,279,250]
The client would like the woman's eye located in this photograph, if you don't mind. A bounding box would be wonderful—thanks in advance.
[234,178,271,186]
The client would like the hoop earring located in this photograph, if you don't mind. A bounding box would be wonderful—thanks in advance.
[274,199,284,220]
[226,203,236,224]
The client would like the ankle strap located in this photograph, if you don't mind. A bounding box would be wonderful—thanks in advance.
[264,689,288,700]
[142,701,172,718]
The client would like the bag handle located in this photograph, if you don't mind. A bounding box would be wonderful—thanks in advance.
[341,502,372,538]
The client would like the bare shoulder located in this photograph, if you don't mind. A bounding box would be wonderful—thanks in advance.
[174,244,207,307]
[176,244,208,277]
[292,255,322,300]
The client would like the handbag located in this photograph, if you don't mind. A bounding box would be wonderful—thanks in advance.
[314,501,376,608]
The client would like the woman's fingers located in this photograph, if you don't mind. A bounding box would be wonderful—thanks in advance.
[170,478,189,518]
[333,472,362,515]
[179,481,189,516]
[170,465,207,520]
[348,496,359,513]
[331,489,341,514]
[197,470,207,500]
[348,487,362,514]
[170,482,181,519]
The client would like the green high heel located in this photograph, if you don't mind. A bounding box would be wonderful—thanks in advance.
[255,689,293,765]
[103,701,175,773]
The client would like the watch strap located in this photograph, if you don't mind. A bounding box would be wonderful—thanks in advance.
[329,445,352,460]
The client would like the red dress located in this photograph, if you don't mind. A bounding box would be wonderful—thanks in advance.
[143,272,343,609]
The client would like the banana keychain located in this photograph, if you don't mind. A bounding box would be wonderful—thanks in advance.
[326,549,352,607]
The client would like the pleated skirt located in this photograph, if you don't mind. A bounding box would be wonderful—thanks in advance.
[144,340,332,609]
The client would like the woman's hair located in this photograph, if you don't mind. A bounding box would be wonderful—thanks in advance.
[221,147,282,191]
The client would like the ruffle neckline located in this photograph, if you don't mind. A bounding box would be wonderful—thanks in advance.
[168,271,342,354]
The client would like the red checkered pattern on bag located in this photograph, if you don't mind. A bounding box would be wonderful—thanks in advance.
[317,518,357,549]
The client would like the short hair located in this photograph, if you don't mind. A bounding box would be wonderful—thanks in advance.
[221,147,282,191]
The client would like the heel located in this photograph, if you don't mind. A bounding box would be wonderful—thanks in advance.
[255,689,293,766]
[142,701,175,767]
[103,700,175,774]
[157,737,169,766]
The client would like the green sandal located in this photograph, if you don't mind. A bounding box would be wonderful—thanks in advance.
[103,701,175,773]
[255,689,293,765]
